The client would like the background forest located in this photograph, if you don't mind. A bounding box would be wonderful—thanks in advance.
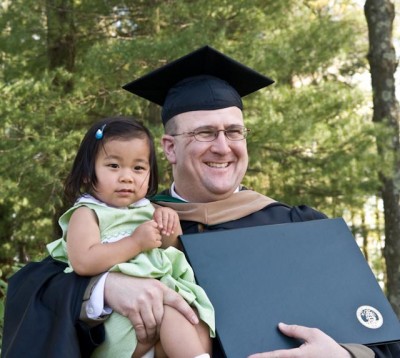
[0,0,399,342]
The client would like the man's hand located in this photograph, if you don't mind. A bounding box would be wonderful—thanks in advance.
[104,273,198,344]
[248,323,352,358]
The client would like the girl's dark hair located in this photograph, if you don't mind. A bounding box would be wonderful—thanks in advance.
[64,116,158,204]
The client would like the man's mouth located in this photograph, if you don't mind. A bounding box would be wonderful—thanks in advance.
[206,162,229,168]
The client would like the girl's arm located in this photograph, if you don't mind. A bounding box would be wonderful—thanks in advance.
[66,206,162,276]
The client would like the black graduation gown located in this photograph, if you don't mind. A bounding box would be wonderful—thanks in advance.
[175,201,400,358]
[1,256,104,358]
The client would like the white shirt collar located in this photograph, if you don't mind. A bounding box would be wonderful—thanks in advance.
[77,194,150,208]
[170,182,188,202]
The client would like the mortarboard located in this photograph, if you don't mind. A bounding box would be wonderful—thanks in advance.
[122,45,274,125]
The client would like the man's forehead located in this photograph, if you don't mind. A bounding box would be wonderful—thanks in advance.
[174,107,244,129]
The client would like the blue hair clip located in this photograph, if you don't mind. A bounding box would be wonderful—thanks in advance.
[95,124,106,140]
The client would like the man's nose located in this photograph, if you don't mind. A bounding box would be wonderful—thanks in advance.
[210,131,231,152]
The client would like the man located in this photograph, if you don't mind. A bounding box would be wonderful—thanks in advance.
[3,46,399,358]
[117,45,399,357]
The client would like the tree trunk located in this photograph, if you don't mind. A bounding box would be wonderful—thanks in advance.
[46,0,76,237]
[46,0,76,92]
[364,0,400,316]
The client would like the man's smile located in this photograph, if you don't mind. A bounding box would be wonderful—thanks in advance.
[206,162,230,168]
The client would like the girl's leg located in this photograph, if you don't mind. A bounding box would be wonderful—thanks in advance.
[157,305,211,358]
[132,341,156,358]
[195,319,213,354]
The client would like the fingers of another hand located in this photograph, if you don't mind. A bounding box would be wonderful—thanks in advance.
[274,323,351,358]
[152,210,163,228]
[128,310,149,343]
[154,208,177,235]
[170,212,180,234]
[162,285,199,325]
[105,274,164,344]
[248,323,352,358]
[167,212,176,235]
[128,281,165,343]
[134,308,157,343]
[161,211,174,235]
[278,322,318,341]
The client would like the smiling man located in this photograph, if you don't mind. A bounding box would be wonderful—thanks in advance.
[120,45,400,357]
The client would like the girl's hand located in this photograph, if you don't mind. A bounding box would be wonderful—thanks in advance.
[153,207,180,236]
[132,220,162,251]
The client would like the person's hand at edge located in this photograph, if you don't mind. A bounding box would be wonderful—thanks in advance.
[248,322,352,358]
[104,273,198,344]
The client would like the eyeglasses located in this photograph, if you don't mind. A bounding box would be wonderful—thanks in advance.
[170,126,250,142]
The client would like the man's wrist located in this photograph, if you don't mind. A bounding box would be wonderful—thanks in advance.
[340,343,374,358]
[80,272,112,325]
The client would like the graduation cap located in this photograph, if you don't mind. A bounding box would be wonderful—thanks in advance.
[122,45,274,125]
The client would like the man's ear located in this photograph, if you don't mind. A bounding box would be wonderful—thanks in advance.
[161,135,177,164]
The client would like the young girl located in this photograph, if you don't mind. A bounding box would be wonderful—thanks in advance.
[47,117,214,358]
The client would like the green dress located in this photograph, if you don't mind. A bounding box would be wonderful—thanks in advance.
[47,195,215,357]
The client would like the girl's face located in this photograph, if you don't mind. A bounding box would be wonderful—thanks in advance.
[93,137,151,207]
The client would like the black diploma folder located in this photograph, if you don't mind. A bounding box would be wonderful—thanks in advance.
[179,218,400,358]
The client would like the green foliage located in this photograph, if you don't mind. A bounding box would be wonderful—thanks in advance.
[245,81,383,216]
